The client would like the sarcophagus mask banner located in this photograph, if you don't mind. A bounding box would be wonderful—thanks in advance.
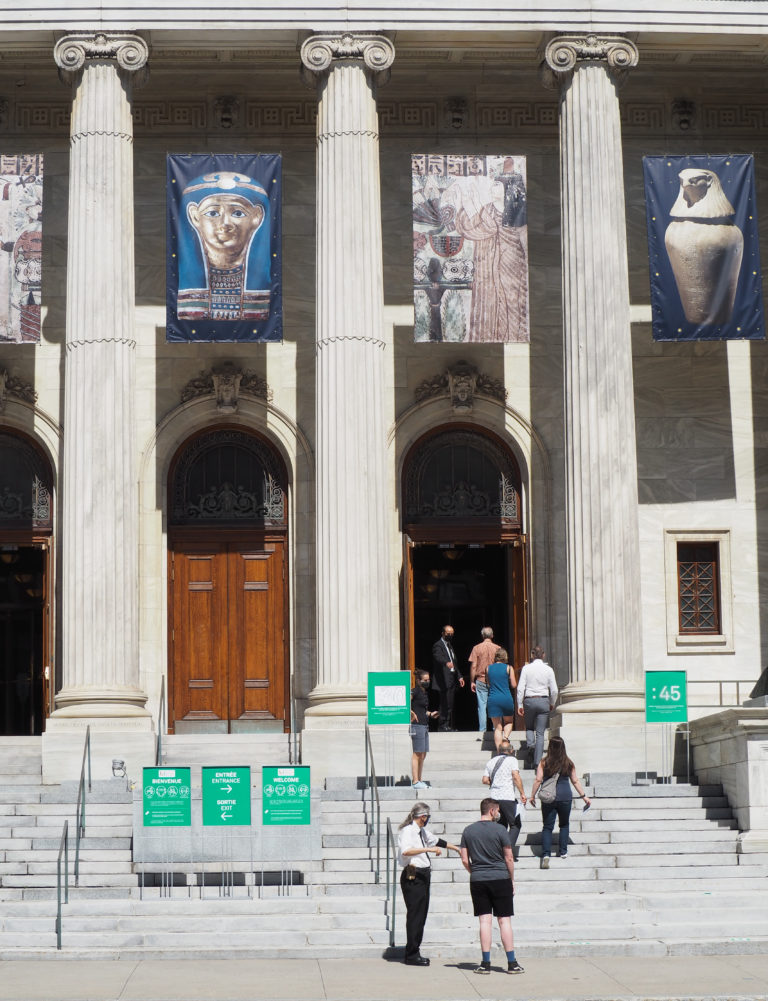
[167,154,282,343]
[0,155,43,345]
[412,154,529,344]
[643,155,764,341]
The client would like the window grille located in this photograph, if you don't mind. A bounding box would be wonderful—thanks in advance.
[677,542,720,634]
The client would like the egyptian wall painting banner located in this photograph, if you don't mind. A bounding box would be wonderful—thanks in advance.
[167,154,282,343]
[412,154,529,344]
[643,155,765,341]
[0,155,43,344]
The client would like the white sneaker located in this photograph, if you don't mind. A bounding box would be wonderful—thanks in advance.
[540,856,550,869]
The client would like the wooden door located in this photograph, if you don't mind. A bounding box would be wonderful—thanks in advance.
[169,538,287,731]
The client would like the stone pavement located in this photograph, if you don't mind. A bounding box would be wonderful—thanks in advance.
[1,955,767,1001]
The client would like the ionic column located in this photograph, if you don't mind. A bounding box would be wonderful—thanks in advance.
[300,33,395,717]
[53,34,149,717]
[544,35,644,714]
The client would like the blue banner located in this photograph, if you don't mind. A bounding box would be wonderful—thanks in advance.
[167,154,282,342]
[643,155,764,341]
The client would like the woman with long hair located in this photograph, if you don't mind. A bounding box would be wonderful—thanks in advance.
[529,736,591,869]
[397,801,460,965]
[486,648,516,752]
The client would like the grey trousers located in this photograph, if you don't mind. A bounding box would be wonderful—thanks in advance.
[523,696,551,766]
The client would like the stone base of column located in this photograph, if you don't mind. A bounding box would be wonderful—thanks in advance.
[52,685,150,717]
[304,684,367,720]
[42,715,155,784]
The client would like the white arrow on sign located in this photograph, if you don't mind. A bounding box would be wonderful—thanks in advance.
[222,784,232,793]
[221,811,231,821]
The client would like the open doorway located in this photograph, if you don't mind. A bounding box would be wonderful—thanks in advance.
[0,545,47,735]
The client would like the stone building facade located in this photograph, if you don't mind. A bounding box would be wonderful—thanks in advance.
[0,3,766,781]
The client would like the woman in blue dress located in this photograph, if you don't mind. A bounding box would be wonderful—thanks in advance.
[486,648,517,752]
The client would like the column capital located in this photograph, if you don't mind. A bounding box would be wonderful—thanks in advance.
[542,33,638,89]
[300,32,395,88]
[54,32,149,87]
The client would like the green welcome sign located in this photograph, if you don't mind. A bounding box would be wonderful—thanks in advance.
[201,766,251,826]
[645,670,688,723]
[367,671,410,725]
[262,765,311,826]
[142,767,191,827]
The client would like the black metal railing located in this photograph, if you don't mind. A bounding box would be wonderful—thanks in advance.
[156,675,166,766]
[55,819,69,950]
[74,726,91,886]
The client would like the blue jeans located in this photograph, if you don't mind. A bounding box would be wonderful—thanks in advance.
[541,799,572,857]
[523,696,551,766]
[475,681,489,732]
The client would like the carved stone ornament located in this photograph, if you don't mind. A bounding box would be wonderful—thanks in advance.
[542,34,638,89]
[414,362,507,410]
[0,368,38,414]
[671,99,696,132]
[445,97,469,131]
[180,364,272,409]
[300,33,395,88]
[54,33,150,87]
[214,96,240,129]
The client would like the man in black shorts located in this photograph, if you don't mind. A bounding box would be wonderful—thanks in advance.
[460,797,524,975]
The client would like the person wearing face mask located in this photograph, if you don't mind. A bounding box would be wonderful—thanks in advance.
[431,624,464,731]
[410,669,439,789]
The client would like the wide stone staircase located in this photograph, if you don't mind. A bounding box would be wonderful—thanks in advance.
[1,731,767,958]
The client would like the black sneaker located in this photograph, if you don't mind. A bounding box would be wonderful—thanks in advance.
[507,960,525,974]
[474,961,491,975]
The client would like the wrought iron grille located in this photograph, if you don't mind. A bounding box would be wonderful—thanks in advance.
[170,428,286,527]
[678,542,720,634]
[0,433,53,531]
[404,429,520,525]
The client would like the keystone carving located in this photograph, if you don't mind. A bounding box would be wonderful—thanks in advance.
[180,364,272,411]
[414,362,506,412]
[0,368,38,414]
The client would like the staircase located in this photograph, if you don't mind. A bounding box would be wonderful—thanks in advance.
[1,731,767,958]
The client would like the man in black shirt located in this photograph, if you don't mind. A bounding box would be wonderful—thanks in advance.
[431,624,464,731]
[460,797,525,976]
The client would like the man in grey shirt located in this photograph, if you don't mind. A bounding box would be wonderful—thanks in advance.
[460,798,524,975]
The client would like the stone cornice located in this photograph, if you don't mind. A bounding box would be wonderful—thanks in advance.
[300,32,395,88]
[53,32,149,88]
[542,33,638,89]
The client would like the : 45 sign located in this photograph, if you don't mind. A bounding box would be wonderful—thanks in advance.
[645,671,688,722]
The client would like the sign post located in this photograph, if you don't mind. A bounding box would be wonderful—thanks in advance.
[262,766,311,826]
[201,766,251,826]
[142,767,192,827]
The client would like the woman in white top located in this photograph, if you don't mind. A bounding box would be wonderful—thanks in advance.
[397,802,460,966]
[482,739,527,852]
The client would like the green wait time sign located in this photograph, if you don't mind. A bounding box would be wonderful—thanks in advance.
[645,670,688,723]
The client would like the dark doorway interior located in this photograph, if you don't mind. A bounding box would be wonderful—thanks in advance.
[0,546,45,736]
[412,543,512,731]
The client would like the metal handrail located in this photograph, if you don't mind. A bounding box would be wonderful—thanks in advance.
[55,819,69,950]
[385,818,398,948]
[74,725,91,886]
[363,723,382,883]
[156,675,166,766]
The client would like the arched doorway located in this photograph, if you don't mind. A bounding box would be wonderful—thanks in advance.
[167,427,289,733]
[0,430,53,736]
[402,426,528,730]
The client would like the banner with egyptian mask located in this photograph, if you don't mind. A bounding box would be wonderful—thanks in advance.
[643,155,764,341]
[167,154,282,342]
[0,155,43,344]
[412,154,529,343]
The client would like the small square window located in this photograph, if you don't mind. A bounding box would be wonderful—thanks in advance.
[664,531,733,655]
[677,542,720,634]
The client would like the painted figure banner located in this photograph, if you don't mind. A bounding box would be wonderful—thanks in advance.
[167,154,282,343]
[412,154,529,344]
[0,155,43,344]
[643,155,764,341]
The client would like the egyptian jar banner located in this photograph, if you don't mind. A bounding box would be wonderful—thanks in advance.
[166,154,282,343]
[0,155,43,345]
[412,154,529,344]
[643,155,765,341]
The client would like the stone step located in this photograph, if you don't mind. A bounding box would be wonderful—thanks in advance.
[11,825,133,839]
[29,837,133,851]
[0,873,139,888]
[0,789,42,805]
[2,849,132,863]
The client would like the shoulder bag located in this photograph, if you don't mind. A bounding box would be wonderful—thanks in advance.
[538,772,559,804]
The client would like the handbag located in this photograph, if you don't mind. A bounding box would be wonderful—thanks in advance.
[538,772,559,804]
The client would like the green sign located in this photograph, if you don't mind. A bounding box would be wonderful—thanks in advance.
[367,671,410,725]
[142,767,191,827]
[262,766,310,826]
[202,766,251,826]
[645,671,688,723]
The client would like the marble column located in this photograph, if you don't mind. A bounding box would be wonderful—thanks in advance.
[52,33,149,719]
[544,35,645,736]
[300,34,395,722]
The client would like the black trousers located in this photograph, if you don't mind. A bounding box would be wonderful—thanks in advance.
[400,866,431,959]
[437,681,458,728]
[497,799,521,850]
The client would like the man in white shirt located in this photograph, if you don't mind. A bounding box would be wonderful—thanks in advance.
[516,645,558,768]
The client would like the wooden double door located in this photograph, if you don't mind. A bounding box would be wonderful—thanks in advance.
[169,534,288,732]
